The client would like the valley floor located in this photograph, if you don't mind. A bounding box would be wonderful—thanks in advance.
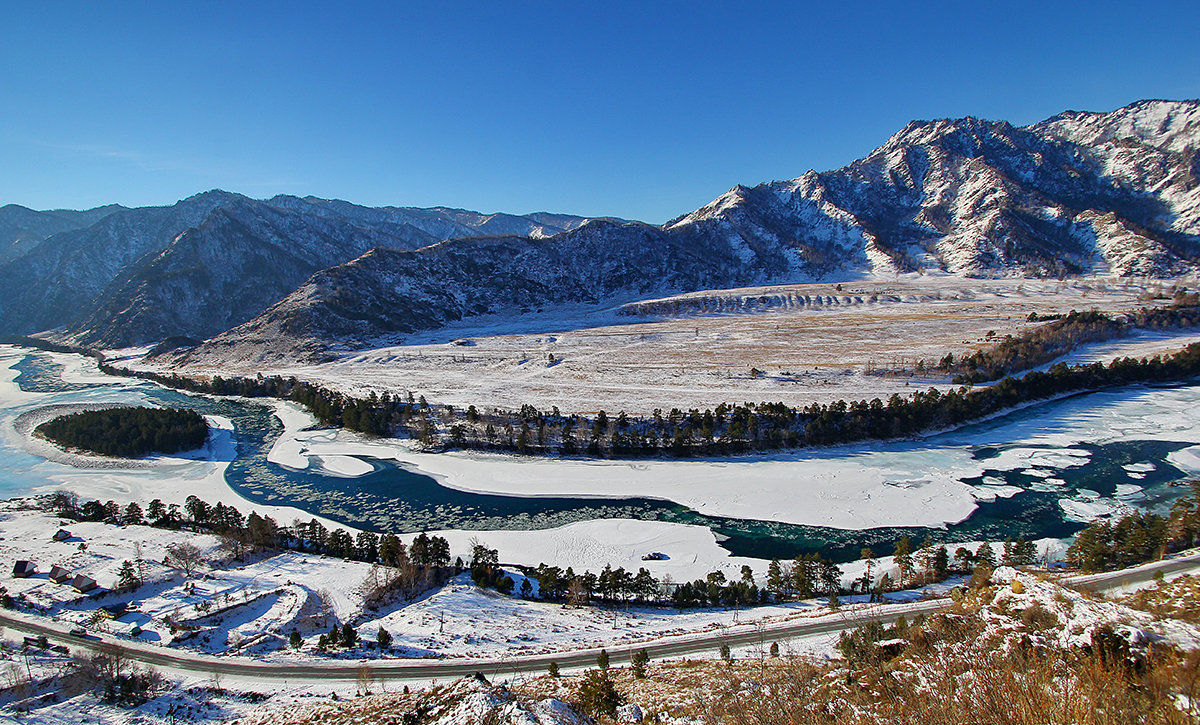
[136,276,1200,414]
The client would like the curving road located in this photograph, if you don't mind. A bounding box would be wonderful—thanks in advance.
[0,599,944,684]
[4,551,1197,685]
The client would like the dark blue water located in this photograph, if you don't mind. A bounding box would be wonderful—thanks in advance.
[8,349,1198,564]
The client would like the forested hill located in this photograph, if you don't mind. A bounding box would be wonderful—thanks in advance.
[34,406,208,458]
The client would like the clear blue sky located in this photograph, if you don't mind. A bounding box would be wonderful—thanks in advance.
[2,1,1198,223]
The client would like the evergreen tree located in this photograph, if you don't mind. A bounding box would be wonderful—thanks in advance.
[577,669,620,718]
[766,559,784,596]
[123,501,144,525]
[893,537,913,583]
[933,545,949,579]
[631,648,649,679]
[117,560,140,589]
[975,542,996,568]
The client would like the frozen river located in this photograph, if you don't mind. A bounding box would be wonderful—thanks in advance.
[3,344,1199,563]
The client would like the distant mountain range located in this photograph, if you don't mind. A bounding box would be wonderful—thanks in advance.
[1,98,1198,360]
[0,192,610,348]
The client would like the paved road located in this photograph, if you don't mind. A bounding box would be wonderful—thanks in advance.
[4,551,1197,685]
[1064,549,1200,593]
[0,599,943,684]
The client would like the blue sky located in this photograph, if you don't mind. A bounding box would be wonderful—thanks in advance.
[2,1,1198,223]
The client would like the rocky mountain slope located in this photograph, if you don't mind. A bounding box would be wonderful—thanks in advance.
[0,192,600,347]
[186,99,1200,363]
[0,202,123,264]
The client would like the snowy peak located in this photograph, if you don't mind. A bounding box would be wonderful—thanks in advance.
[6,98,1200,356]
[874,116,1019,160]
[1033,99,1200,153]
[672,98,1200,279]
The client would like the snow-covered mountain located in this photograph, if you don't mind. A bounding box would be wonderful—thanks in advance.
[4,99,1199,355]
[185,99,1200,363]
[0,203,124,265]
[0,192,603,347]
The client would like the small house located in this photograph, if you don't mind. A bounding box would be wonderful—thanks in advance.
[52,529,71,542]
[22,635,48,650]
[12,561,36,578]
[70,574,98,593]
[48,565,72,584]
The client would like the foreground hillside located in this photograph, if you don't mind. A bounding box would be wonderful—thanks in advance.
[225,567,1200,724]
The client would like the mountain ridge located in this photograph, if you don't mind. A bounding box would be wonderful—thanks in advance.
[184,98,1200,364]
[3,98,1199,357]
[0,192,605,347]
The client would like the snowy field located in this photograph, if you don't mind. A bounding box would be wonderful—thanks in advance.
[139,276,1199,413]
[7,338,1200,589]
[0,502,957,663]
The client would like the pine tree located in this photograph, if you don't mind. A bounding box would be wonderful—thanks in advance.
[766,559,784,596]
[376,626,392,649]
[933,545,949,579]
[860,547,876,592]
[976,542,996,568]
[117,560,140,589]
[631,648,649,679]
[577,669,620,718]
[123,501,144,525]
[596,648,609,670]
[893,537,913,584]
[289,629,303,649]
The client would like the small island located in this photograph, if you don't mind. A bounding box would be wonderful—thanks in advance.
[35,406,209,458]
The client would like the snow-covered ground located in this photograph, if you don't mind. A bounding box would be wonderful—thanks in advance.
[8,340,1200,597]
[0,345,350,534]
[0,503,951,663]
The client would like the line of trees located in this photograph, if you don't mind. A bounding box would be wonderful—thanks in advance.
[944,301,1200,383]
[1066,481,1200,572]
[42,489,1049,615]
[43,491,456,601]
[88,339,1200,461]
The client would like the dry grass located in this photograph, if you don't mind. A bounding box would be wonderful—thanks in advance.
[1124,574,1200,625]
[507,580,1200,725]
[226,573,1200,724]
[169,277,1198,414]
